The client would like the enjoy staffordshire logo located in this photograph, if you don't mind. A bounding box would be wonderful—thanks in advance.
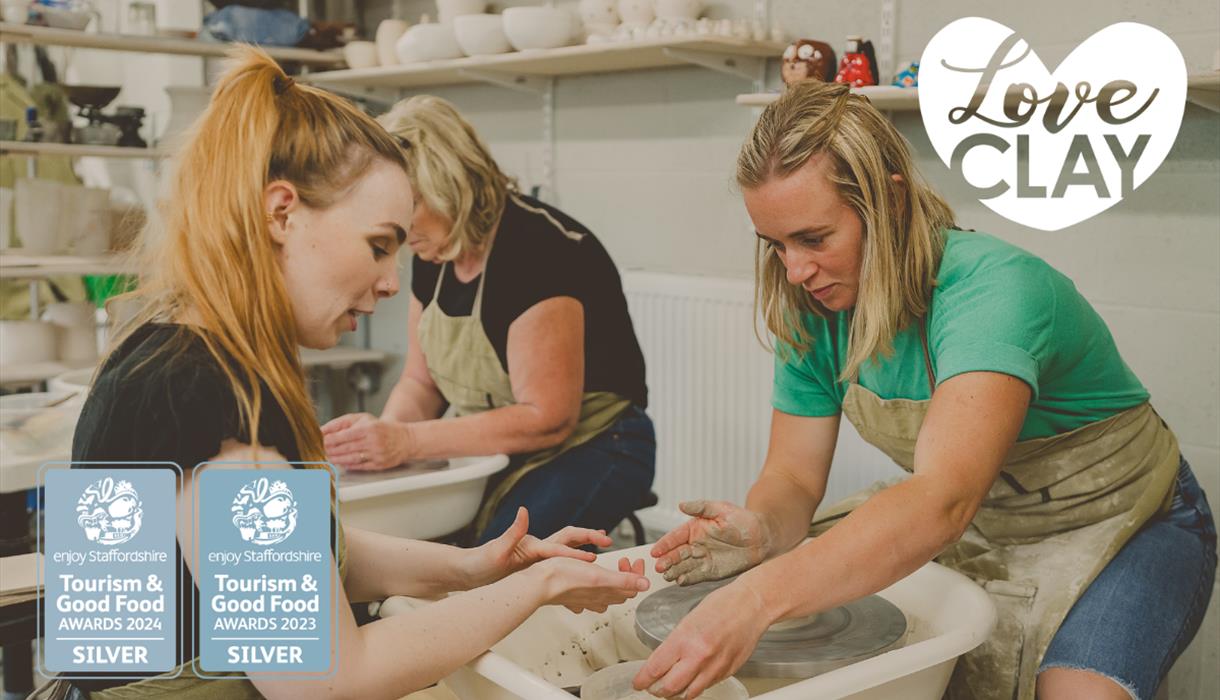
[231,477,299,546]
[76,477,143,546]
[918,19,1186,231]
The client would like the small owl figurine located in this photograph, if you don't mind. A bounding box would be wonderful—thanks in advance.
[782,39,836,86]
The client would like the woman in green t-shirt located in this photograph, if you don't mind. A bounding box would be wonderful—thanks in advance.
[636,80,1215,700]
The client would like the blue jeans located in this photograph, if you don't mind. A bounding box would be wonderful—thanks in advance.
[1040,456,1217,699]
[477,405,656,545]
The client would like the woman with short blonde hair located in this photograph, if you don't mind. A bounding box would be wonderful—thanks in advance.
[641,79,1214,700]
[324,95,657,547]
[60,48,649,700]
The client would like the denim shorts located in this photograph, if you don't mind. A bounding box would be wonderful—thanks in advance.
[477,404,657,544]
[1039,455,1218,699]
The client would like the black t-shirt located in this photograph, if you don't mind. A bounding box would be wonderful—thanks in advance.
[69,322,302,688]
[412,193,648,408]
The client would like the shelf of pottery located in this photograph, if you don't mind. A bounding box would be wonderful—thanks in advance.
[735,39,1220,114]
[307,0,788,92]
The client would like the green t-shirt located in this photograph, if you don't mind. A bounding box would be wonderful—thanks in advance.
[772,229,1149,440]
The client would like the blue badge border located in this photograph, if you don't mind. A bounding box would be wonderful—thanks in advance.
[35,461,185,681]
[190,461,340,682]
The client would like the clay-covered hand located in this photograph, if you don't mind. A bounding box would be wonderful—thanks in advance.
[321,413,412,471]
[650,500,773,585]
[463,507,615,587]
[632,580,770,699]
[532,556,650,614]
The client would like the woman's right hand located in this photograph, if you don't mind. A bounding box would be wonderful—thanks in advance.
[321,413,412,471]
[530,557,650,614]
[650,500,774,585]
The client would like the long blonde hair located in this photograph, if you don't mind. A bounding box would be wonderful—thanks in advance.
[108,46,407,463]
[377,95,517,262]
[737,80,955,381]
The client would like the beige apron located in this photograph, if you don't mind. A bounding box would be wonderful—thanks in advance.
[809,322,1179,700]
[417,254,631,538]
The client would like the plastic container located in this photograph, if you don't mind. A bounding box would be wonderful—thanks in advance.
[417,543,995,699]
[336,454,509,540]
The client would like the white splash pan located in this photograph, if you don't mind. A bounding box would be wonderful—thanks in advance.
[379,542,995,699]
[337,454,508,540]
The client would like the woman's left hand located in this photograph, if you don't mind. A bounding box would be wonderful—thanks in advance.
[463,507,615,588]
[322,413,412,471]
[633,581,771,698]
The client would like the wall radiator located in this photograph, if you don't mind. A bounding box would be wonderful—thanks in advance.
[621,271,900,533]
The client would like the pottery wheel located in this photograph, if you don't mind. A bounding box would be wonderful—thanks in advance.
[634,577,907,679]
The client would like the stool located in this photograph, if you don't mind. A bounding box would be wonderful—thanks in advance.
[623,491,659,547]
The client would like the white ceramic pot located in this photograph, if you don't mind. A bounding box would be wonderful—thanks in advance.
[42,301,98,364]
[39,5,93,30]
[453,14,512,56]
[0,320,57,365]
[375,19,410,66]
[654,0,700,20]
[161,85,210,147]
[61,186,110,255]
[579,0,618,29]
[57,327,98,363]
[395,22,464,62]
[0,2,27,24]
[502,6,574,51]
[41,301,94,329]
[14,178,64,254]
[584,20,617,38]
[342,40,379,69]
[616,0,653,26]
[436,0,487,24]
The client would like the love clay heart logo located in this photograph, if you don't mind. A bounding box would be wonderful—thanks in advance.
[918,18,1186,231]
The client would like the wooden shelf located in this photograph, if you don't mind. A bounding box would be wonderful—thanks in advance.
[0,21,344,66]
[0,253,137,278]
[0,140,166,159]
[307,36,787,90]
[737,73,1220,113]
[737,84,918,109]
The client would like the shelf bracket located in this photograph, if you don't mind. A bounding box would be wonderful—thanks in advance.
[661,47,766,82]
[456,69,549,94]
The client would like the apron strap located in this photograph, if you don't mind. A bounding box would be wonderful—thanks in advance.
[432,259,491,322]
[431,260,448,299]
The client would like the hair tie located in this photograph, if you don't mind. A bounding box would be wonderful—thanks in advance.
[273,74,295,96]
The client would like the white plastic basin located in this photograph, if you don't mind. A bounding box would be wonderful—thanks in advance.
[337,454,508,540]
[380,542,995,699]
